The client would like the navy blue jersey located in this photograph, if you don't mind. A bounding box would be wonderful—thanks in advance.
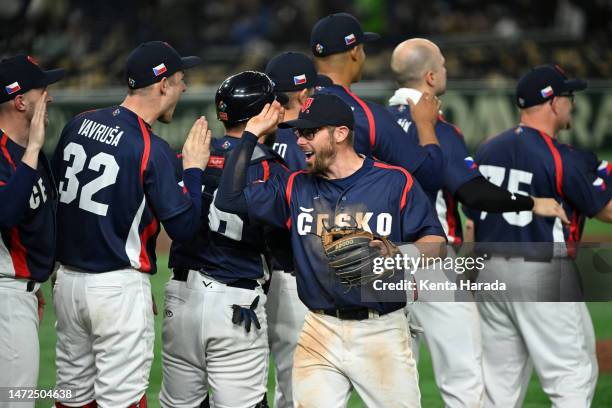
[169,135,290,282]
[388,99,480,244]
[243,157,445,313]
[52,106,193,274]
[467,126,612,257]
[272,128,306,171]
[316,84,444,191]
[0,131,57,282]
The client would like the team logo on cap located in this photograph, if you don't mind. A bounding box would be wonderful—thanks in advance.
[598,160,612,178]
[464,156,478,170]
[540,86,554,98]
[221,140,231,150]
[344,33,356,45]
[301,97,314,113]
[128,78,136,88]
[593,177,607,192]
[5,82,21,95]
[293,74,307,86]
[152,63,168,77]
[315,44,324,55]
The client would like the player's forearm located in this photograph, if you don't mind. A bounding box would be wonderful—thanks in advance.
[415,235,447,258]
[0,162,38,228]
[214,131,257,216]
[411,144,444,192]
[456,176,534,212]
[21,143,42,170]
[414,122,440,146]
[595,200,612,223]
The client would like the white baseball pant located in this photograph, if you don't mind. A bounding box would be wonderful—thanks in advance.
[265,270,308,408]
[53,266,154,408]
[293,309,420,408]
[159,270,269,408]
[0,278,41,408]
[476,257,597,408]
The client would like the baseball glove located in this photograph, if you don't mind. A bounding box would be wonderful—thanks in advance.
[321,225,400,287]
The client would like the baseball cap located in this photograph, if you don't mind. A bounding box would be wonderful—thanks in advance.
[125,41,201,89]
[516,64,587,108]
[0,55,64,103]
[310,13,381,57]
[278,93,354,130]
[265,52,318,92]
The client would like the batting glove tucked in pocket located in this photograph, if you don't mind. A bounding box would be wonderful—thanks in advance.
[231,295,261,333]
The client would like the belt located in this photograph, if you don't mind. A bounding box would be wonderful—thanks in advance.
[172,269,259,291]
[312,307,383,320]
[0,278,38,292]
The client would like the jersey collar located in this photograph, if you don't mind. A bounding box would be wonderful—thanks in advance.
[389,88,423,106]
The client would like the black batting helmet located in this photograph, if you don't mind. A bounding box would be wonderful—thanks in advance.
[215,71,275,126]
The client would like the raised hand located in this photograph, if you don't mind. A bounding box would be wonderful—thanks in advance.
[182,116,212,170]
[28,91,49,150]
[407,92,441,128]
[244,101,284,138]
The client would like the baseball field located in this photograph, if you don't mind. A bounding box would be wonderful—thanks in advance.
[34,150,612,408]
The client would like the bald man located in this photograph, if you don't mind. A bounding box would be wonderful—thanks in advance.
[387,39,570,408]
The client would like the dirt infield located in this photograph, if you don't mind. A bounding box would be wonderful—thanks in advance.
[598,340,612,373]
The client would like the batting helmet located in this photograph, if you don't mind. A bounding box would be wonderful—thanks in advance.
[215,71,275,126]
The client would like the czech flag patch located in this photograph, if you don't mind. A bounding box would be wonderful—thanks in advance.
[344,33,356,45]
[293,74,307,85]
[464,156,478,170]
[593,177,607,192]
[540,86,554,98]
[152,63,168,77]
[5,82,21,95]
[598,160,612,178]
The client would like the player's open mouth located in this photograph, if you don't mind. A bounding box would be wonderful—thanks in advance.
[304,151,315,160]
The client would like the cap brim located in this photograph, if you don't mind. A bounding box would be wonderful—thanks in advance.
[181,56,202,70]
[564,79,587,92]
[278,118,323,129]
[42,68,65,86]
[363,32,381,42]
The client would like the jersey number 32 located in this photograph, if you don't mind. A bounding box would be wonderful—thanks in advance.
[58,142,120,216]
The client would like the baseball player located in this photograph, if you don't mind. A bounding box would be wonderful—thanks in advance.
[310,12,445,192]
[263,51,314,408]
[51,41,211,408]
[0,55,63,404]
[465,65,612,408]
[215,93,447,407]
[387,38,570,408]
[161,71,288,408]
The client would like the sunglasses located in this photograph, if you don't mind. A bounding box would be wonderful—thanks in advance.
[294,127,326,141]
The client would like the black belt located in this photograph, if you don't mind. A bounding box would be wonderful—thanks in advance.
[312,307,384,320]
[26,281,36,292]
[172,269,259,291]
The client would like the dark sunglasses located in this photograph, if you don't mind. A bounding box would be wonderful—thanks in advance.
[294,127,325,141]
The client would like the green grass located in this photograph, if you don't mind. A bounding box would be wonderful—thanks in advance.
[36,257,612,407]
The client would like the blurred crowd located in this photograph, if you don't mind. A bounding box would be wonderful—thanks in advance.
[1,0,610,88]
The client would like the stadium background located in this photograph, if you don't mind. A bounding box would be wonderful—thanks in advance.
[3,0,610,406]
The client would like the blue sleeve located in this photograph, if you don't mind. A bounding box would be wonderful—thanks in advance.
[244,171,291,229]
[162,168,204,242]
[371,105,444,191]
[144,140,194,221]
[0,162,38,228]
[438,124,481,194]
[400,174,446,242]
[562,150,612,218]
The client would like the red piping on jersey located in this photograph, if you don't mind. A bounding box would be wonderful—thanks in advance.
[372,162,413,210]
[0,181,5,186]
[567,211,581,258]
[1,133,16,170]
[444,191,462,245]
[285,170,307,229]
[261,161,270,181]
[538,131,564,198]
[137,117,151,185]
[439,115,464,139]
[9,227,30,278]
[342,86,376,150]
[138,218,159,273]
